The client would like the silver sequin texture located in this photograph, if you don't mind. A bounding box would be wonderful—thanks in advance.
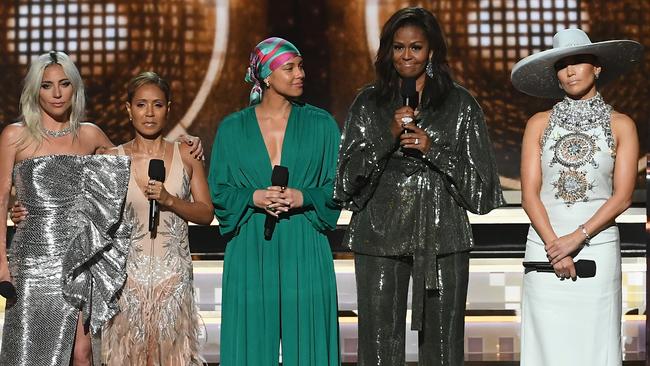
[1,154,131,366]
[334,84,505,331]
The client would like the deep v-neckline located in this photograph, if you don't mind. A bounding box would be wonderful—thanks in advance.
[124,143,172,202]
[251,105,294,170]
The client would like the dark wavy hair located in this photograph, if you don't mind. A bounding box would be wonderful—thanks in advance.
[373,7,454,109]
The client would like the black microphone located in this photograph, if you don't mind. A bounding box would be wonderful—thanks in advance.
[523,259,596,278]
[0,281,16,299]
[400,77,420,157]
[264,165,289,241]
[148,159,165,232]
[401,77,418,110]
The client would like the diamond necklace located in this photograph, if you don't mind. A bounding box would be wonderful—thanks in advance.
[43,125,72,138]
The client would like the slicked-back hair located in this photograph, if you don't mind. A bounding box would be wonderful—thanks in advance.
[126,71,172,103]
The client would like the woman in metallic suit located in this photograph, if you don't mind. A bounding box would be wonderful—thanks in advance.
[334,7,504,365]
[0,51,131,366]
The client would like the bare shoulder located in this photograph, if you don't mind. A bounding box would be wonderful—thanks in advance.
[102,146,120,156]
[178,141,196,164]
[524,110,551,135]
[78,122,104,137]
[610,111,636,131]
[0,123,24,143]
[609,111,638,145]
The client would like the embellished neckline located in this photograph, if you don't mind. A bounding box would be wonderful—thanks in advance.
[552,92,610,131]
[560,92,605,110]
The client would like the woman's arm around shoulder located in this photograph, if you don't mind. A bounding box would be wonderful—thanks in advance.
[78,122,114,154]
[169,142,214,225]
[0,124,22,281]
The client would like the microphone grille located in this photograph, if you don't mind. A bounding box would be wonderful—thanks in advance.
[575,259,596,278]
[148,159,166,181]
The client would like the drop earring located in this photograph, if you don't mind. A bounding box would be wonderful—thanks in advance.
[425,60,434,78]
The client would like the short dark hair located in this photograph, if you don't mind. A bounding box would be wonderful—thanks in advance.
[127,71,172,103]
[373,7,454,108]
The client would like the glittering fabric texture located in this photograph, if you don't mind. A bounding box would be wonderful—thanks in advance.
[355,252,469,366]
[1,154,131,366]
[334,83,504,334]
[543,93,614,206]
[103,143,204,365]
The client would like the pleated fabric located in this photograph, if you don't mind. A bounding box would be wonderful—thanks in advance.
[209,103,341,365]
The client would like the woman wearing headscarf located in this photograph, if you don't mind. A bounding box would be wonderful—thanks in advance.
[208,37,341,365]
[334,7,504,365]
[512,29,642,365]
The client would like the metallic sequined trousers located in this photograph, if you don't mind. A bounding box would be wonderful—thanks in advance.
[355,251,469,366]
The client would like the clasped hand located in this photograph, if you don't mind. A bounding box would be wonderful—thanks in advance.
[392,106,431,154]
[545,230,586,280]
[253,186,303,217]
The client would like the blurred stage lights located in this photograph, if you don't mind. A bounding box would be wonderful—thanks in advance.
[6,3,128,65]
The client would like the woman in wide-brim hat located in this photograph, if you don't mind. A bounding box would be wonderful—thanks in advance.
[513,28,641,365]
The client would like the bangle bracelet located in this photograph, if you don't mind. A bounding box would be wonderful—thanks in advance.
[578,224,591,245]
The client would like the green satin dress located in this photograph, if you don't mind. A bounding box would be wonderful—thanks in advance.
[208,103,341,366]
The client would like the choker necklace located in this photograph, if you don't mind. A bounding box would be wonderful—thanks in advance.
[43,125,72,138]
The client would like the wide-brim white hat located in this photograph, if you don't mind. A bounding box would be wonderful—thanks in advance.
[511,28,643,99]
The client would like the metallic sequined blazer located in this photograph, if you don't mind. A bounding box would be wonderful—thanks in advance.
[334,83,506,291]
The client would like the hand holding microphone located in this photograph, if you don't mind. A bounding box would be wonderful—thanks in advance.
[147,159,166,232]
[263,166,289,240]
[396,77,430,155]
[523,259,596,280]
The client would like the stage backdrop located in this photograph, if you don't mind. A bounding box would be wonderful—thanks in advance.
[0,0,647,190]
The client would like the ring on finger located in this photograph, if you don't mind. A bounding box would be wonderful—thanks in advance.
[401,116,413,125]
[414,138,420,145]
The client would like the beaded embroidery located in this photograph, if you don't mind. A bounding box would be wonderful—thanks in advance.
[542,93,614,206]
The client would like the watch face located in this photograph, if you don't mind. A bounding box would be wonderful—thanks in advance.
[364,0,648,188]
[0,0,230,143]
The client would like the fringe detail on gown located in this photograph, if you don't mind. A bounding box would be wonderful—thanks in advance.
[102,264,205,366]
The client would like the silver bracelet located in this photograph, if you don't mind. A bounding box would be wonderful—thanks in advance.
[578,224,591,245]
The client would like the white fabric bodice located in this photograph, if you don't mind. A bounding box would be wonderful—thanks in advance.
[527,93,618,245]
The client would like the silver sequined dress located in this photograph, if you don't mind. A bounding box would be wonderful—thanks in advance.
[521,94,621,366]
[0,154,131,366]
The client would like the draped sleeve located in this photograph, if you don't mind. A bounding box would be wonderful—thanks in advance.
[422,89,505,214]
[299,109,341,232]
[208,115,257,236]
[60,155,132,335]
[334,87,398,211]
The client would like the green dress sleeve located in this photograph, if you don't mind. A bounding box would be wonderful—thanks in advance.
[300,112,341,232]
[208,116,256,235]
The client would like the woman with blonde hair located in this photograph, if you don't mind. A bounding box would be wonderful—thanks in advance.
[0,51,131,365]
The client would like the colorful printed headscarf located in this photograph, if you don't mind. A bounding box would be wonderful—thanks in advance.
[245,37,301,105]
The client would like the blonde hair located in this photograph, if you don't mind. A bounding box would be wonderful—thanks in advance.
[16,51,85,148]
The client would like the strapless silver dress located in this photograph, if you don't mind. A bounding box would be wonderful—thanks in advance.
[0,154,131,366]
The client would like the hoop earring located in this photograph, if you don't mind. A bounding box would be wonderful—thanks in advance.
[425,61,434,78]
